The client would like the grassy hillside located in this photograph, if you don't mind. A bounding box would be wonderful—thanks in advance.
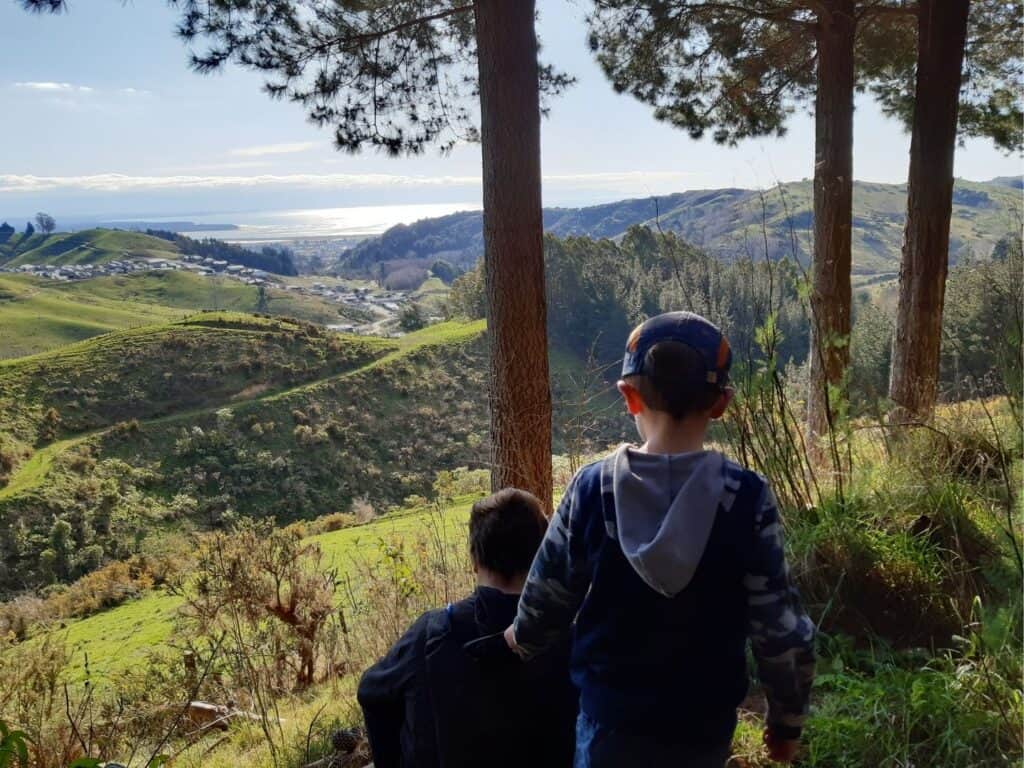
[0,308,628,596]
[649,178,1021,275]
[46,269,371,326]
[0,313,391,445]
[0,274,182,359]
[0,271,369,359]
[411,276,450,315]
[0,228,181,267]
[0,317,491,594]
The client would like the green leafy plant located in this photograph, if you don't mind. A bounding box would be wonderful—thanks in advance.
[0,720,29,768]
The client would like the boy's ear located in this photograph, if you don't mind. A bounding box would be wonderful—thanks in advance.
[617,380,645,416]
[709,386,734,419]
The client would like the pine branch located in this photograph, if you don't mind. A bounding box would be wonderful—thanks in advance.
[301,4,474,59]
[660,1,818,27]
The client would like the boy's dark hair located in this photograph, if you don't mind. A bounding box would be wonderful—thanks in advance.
[469,488,547,580]
[625,340,725,420]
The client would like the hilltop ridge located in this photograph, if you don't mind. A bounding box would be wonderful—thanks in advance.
[335,177,1020,279]
[0,228,181,268]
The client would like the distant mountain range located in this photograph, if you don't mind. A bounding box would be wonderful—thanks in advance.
[336,177,1022,279]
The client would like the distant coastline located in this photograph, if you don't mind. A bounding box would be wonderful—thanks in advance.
[99,220,240,233]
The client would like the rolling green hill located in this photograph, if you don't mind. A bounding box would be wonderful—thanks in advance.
[0,227,299,274]
[0,311,623,596]
[45,270,371,327]
[0,274,183,359]
[0,317,490,594]
[0,313,390,445]
[0,271,370,359]
[0,228,182,267]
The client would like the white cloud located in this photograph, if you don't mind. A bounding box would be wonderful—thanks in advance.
[0,172,481,194]
[230,142,320,158]
[14,81,92,93]
[0,170,699,196]
[13,82,149,97]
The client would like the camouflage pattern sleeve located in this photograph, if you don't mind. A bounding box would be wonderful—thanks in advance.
[744,481,816,740]
[513,472,592,660]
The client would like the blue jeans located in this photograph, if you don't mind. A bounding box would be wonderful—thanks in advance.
[574,712,732,768]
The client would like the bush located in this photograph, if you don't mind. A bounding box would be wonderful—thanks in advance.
[305,513,357,535]
[351,497,375,522]
[0,437,30,488]
[398,303,427,332]
[181,519,343,690]
[0,554,172,642]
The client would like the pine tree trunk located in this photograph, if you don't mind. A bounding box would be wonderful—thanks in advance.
[889,0,970,422]
[807,0,855,450]
[475,0,553,512]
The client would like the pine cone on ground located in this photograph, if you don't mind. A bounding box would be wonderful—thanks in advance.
[331,728,362,754]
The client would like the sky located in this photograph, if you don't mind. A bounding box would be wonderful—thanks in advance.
[0,0,1020,224]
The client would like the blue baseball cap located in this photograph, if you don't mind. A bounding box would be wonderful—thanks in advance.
[621,311,732,386]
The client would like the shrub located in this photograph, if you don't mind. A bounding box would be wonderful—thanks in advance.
[38,408,61,443]
[0,437,30,488]
[351,497,375,522]
[181,520,343,691]
[307,513,357,535]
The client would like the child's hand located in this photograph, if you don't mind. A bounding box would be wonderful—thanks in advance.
[503,624,518,651]
[763,729,799,763]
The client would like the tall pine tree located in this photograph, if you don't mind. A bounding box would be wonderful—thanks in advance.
[868,0,1022,420]
[586,1,912,450]
[25,0,572,509]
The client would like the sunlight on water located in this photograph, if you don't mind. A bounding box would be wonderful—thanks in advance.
[173,201,482,242]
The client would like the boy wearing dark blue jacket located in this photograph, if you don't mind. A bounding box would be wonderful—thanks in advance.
[359,488,577,768]
[506,311,816,767]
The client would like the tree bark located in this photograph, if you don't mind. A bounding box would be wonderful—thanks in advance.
[889,0,970,422]
[807,0,855,451]
[475,0,553,512]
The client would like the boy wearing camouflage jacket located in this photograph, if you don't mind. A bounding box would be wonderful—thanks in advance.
[505,312,816,767]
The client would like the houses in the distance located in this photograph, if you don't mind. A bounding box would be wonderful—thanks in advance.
[2,257,422,335]
[4,254,277,286]
[6,257,182,281]
[179,255,271,285]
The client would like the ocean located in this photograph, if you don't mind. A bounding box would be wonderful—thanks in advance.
[145,201,482,242]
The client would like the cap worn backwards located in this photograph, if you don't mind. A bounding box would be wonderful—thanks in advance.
[621,311,732,385]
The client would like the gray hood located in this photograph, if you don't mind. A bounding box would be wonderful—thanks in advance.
[612,444,726,597]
